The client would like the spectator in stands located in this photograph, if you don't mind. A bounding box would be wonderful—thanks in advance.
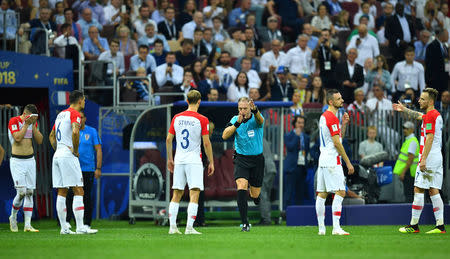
[227,72,250,102]
[177,0,196,28]
[295,76,308,107]
[305,75,326,104]
[175,39,196,68]
[54,23,83,59]
[243,27,263,56]
[198,65,221,98]
[0,0,17,40]
[179,70,196,97]
[311,4,335,35]
[267,0,304,41]
[269,66,296,102]
[347,16,377,42]
[259,16,283,45]
[354,2,376,30]
[283,115,310,208]
[365,55,392,98]
[336,48,364,104]
[300,0,320,17]
[152,38,167,66]
[155,52,184,90]
[323,0,342,16]
[98,39,125,77]
[212,16,229,44]
[224,28,246,58]
[182,11,205,40]
[249,87,262,102]
[437,90,450,123]
[391,47,425,101]
[137,23,170,52]
[77,7,102,40]
[423,0,445,32]
[228,0,251,27]
[240,57,261,89]
[192,28,209,57]
[366,84,393,114]
[103,0,122,26]
[375,2,393,31]
[157,7,179,41]
[399,88,420,110]
[290,91,304,116]
[125,67,150,101]
[207,88,219,102]
[216,51,239,94]
[203,0,224,28]
[82,25,109,60]
[346,24,380,67]
[202,28,216,55]
[73,0,105,25]
[117,25,137,56]
[358,125,384,161]
[250,0,269,28]
[53,2,65,25]
[283,34,315,76]
[334,10,350,32]
[24,6,57,55]
[191,60,204,85]
[234,46,260,72]
[425,28,449,95]
[62,8,82,43]
[441,3,450,31]
[260,39,286,73]
[151,0,170,24]
[313,28,340,89]
[347,88,366,125]
[303,23,319,50]
[385,3,415,62]
[244,13,261,41]
[414,30,431,62]
[133,5,157,40]
[30,0,49,19]
[130,44,157,74]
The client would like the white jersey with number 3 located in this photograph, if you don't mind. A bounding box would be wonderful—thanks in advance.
[168,110,209,165]
[52,108,81,158]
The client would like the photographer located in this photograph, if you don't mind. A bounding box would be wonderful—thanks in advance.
[399,88,419,110]
[312,29,341,89]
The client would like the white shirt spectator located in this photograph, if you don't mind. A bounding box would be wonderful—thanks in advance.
[203,6,224,28]
[390,61,425,93]
[103,4,121,25]
[245,69,262,89]
[377,27,387,45]
[98,50,125,75]
[181,20,197,40]
[251,0,267,5]
[366,97,392,112]
[155,63,184,87]
[353,12,375,30]
[133,19,158,39]
[53,34,84,60]
[227,83,249,102]
[346,34,380,66]
[216,65,238,89]
[223,40,246,58]
[283,46,315,75]
[412,0,426,20]
[311,15,333,30]
[260,50,286,73]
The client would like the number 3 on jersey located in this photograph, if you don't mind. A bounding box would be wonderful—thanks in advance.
[56,122,62,141]
[181,129,189,149]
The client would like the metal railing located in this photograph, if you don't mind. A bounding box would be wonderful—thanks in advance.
[18,26,50,56]
[80,60,117,106]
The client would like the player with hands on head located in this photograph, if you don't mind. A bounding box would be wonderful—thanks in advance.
[166,90,214,235]
[7,104,43,232]
[316,89,354,236]
[394,88,446,234]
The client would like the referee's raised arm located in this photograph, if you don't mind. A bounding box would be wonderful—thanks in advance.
[222,114,243,140]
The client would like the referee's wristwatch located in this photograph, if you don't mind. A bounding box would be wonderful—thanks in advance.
[251,106,259,114]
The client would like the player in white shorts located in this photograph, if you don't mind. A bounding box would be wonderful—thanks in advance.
[316,89,354,236]
[49,90,97,235]
[166,90,214,235]
[7,104,43,232]
[394,88,446,234]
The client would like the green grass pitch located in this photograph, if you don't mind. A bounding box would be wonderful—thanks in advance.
[1,220,449,258]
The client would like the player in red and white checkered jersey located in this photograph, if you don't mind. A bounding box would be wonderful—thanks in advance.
[49,90,97,235]
[394,88,446,234]
[7,104,43,233]
[316,89,354,236]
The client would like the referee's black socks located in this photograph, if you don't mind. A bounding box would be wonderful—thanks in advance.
[237,190,249,224]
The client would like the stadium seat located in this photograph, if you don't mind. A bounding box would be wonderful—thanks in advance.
[124,54,132,72]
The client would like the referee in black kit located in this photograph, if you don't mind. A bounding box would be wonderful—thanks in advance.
[222,97,265,232]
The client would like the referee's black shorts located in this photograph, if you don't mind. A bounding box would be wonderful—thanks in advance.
[233,153,265,188]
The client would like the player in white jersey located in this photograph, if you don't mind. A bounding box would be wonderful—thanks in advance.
[7,104,43,232]
[166,90,214,235]
[49,90,97,235]
[394,88,446,234]
[316,89,354,236]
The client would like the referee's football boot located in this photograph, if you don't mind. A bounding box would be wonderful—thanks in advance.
[399,224,420,233]
[425,225,446,234]
[241,223,251,232]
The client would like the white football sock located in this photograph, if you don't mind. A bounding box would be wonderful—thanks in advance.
[332,195,344,229]
[186,203,198,229]
[169,202,179,227]
[11,193,24,220]
[430,193,444,226]
[315,196,326,229]
[73,195,85,230]
[56,195,67,229]
[410,192,424,225]
[23,194,33,228]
